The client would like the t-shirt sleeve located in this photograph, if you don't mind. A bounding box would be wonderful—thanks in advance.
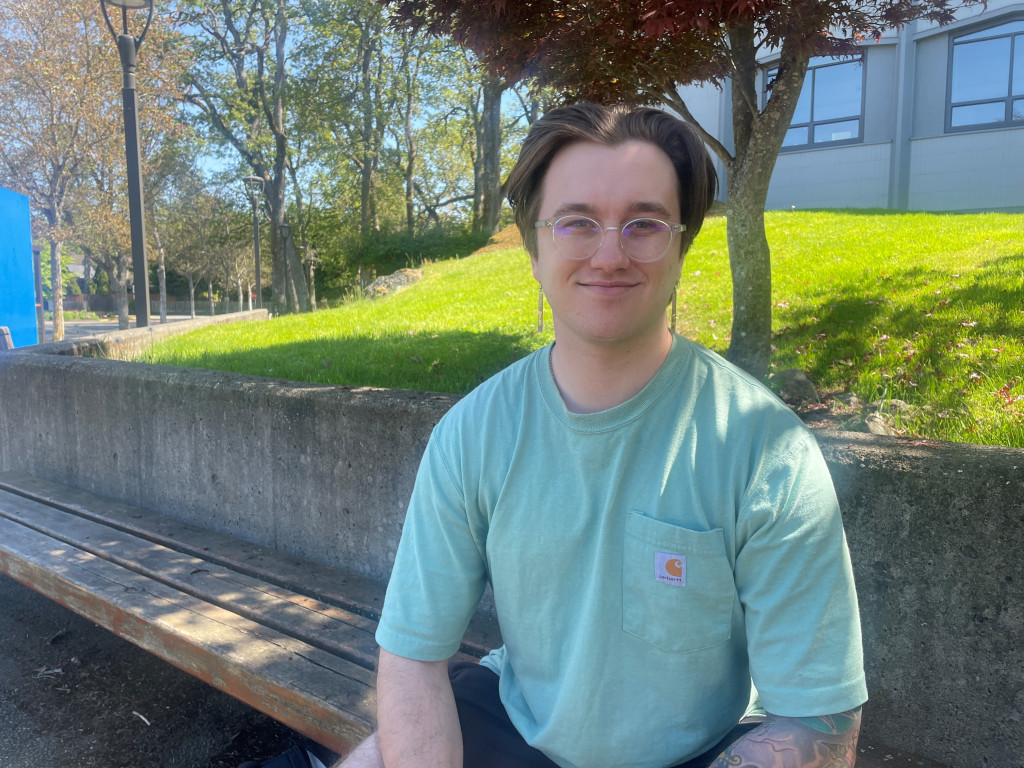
[734,429,868,717]
[375,424,489,661]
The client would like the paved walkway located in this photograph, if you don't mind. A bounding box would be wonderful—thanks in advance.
[43,314,198,343]
[0,574,304,767]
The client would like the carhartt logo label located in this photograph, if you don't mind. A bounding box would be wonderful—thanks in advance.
[655,552,686,586]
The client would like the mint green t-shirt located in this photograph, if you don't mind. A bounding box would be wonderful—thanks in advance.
[375,337,867,768]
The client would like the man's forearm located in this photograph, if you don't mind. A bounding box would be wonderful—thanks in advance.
[708,708,862,768]
[377,649,462,768]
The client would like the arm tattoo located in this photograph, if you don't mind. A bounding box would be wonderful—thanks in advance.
[707,707,862,768]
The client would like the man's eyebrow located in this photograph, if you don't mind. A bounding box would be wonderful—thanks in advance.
[627,201,675,219]
[550,202,598,217]
[548,201,676,219]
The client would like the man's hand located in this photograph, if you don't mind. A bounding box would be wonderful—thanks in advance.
[377,649,462,768]
[708,707,862,768]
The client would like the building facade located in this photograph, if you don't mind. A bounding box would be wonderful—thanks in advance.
[679,1,1024,212]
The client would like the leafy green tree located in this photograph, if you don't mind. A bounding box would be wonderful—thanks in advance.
[295,0,490,283]
[175,0,309,313]
[35,242,80,307]
[0,0,108,340]
[0,0,188,333]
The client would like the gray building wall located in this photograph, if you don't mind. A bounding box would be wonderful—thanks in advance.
[909,128,1024,210]
[862,44,899,144]
[677,81,733,200]
[679,1,1024,212]
[766,142,891,209]
[765,44,897,210]
[911,31,949,139]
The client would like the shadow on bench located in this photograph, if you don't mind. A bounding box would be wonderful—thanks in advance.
[0,470,500,756]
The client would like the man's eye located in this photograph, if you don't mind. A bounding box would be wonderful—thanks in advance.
[629,219,660,231]
[563,218,595,229]
[625,219,668,237]
[555,217,599,234]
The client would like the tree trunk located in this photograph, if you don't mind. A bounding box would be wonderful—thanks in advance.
[83,250,92,293]
[208,277,215,316]
[479,75,504,235]
[724,188,773,380]
[304,231,317,311]
[307,253,316,311]
[356,14,385,239]
[187,271,196,319]
[716,22,811,380]
[470,88,484,230]
[280,225,309,312]
[110,257,130,330]
[152,225,167,323]
[48,237,64,342]
[287,154,316,314]
[404,86,417,235]
[269,215,285,309]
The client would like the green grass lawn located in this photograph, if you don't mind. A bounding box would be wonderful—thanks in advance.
[141,210,1024,447]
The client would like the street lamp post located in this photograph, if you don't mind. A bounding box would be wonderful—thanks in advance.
[243,176,264,310]
[101,0,154,328]
[32,244,45,344]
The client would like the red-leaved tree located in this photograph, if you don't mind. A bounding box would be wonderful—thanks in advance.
[390,0,978,378]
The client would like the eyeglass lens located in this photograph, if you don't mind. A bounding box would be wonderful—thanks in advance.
[551,217,672,262]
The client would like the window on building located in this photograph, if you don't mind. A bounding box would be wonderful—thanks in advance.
[948,19,1024,130]
[766,56,864,149]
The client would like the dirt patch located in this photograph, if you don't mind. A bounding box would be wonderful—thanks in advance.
[0,575,339,768]
[471,224,526,255]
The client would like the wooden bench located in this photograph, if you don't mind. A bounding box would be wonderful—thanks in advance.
[0,470,501,757]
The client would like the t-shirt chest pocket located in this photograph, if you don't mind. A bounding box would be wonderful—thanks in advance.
[622,511,736,653]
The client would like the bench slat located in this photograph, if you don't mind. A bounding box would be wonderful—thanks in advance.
[0,470,502,657]
[0,488,382,670]
[0,515,375,754]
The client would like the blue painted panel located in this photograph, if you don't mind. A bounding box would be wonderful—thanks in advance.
[0,187,37,348]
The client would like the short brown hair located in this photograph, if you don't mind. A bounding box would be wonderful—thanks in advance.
[506,102,718,258]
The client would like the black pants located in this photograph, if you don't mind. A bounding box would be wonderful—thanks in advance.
[448,661,760,768]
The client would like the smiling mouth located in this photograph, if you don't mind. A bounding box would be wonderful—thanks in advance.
[580,282,638,296]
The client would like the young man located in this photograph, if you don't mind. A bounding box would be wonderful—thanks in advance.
[340,103,867,768]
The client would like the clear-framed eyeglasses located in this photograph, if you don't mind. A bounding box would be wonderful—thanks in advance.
[534,215,685,263]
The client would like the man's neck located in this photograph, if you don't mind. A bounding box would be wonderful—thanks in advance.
[549,331,674,414]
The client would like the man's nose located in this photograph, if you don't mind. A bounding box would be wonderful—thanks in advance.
[589,227,630,269]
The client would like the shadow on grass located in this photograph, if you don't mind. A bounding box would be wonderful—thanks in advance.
[166,328,542,395]
[775,250,1024,392]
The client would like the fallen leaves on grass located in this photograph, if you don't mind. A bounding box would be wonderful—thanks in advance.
[993,380,1023,411]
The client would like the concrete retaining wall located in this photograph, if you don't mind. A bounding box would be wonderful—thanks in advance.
[0,350,1020,768]
[21,310,269,361]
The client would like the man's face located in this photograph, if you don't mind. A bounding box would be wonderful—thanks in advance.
[531,140,683,353]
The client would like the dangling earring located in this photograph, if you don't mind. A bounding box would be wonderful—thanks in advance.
[537,285,545,332]
[670,287,677,334]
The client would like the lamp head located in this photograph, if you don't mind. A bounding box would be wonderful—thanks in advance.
[243,176,265,194]
[100,0,154,46]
